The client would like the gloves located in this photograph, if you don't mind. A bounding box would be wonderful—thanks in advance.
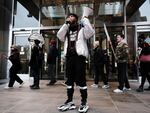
[80,19,84,27]
[65,18,71,25]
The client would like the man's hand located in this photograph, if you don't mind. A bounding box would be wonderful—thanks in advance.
[66,18,71,25]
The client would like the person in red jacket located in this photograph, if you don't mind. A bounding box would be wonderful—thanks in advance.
[46,39,59,85]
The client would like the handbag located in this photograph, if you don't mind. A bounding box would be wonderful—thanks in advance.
[139,54,150,62]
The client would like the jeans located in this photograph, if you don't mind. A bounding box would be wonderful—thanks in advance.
[48,64,56,83]
[117,62,130,90]
[30,68,40,87]
[65,55,87,103]
[139,62,150,88]
[8,68,23,87]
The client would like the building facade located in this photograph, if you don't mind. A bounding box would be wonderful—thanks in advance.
[0,0,150,81]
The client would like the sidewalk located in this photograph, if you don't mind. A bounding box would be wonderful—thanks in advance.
[0,74,150,113]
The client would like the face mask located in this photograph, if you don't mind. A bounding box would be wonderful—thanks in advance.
[69,24,78,31]
[34,40,40,45]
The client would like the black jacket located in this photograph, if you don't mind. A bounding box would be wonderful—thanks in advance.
[29,46,43,69]
[93,47,105,64]
[140,45,150,56]
[47,45,59,64]
[9,52,22,71]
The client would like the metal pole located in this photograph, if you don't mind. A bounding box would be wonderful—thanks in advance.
[124,0,127,41]
[38,0,42,33]
[7,0,15,78]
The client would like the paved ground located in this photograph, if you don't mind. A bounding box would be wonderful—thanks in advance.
[0,74,150,113]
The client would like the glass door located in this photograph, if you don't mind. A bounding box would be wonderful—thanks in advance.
[13,31,32,74]
[13,28,66,80]
[135,26,150,79]
[40,29,65,80]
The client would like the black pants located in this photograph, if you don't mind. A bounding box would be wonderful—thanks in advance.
[65,55,87,103]
[93,63,103,84]
[94,63,109,85]
[48,64,56,83]
[30,68,40,87]
[8,68,23,87]
[117,62,130,90]
[139,62,150,88]
[102,63,109,85]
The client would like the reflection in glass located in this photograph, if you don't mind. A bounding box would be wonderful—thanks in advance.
[42,6,65,18]
[98,2,123,16]
[14,36,30,74]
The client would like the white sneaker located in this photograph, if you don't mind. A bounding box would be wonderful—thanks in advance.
[19,82,24,88]
[113,88,123,93]
[91,84,98,88]
[58,101,76,111]
[102,85,110,89]
[78,103,89,113]
[4,86,14,89]
[123,87,131,91]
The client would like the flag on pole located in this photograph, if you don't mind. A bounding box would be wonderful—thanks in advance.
[103,23,117,59]
[104,23,110,41]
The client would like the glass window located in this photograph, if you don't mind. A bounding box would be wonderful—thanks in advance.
[98,2,123,16]
[139,0,150,21]
[96,1,124,23]
[14,2,39,28]
[41,3,93,26]
[42,6,65,18]
[68,4,93,17]
[41,5,65,26]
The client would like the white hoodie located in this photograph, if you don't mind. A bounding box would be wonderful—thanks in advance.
[57,18,95,58]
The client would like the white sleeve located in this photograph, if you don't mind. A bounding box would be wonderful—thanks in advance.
[81,18,95,39]
[57,24,69,42]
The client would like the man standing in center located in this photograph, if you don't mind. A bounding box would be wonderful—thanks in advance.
[57,13,95,112]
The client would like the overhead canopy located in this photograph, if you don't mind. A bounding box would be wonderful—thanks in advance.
[126,0,146,20]
[17,0,146,25]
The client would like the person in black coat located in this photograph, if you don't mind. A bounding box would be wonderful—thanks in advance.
[47,39,59,85]
[5,45,24,89]
[29,40,43,89]
[91,41,109,88]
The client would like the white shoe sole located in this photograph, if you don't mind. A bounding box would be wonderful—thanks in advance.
[58,105,76,111]
[78,105,89,113]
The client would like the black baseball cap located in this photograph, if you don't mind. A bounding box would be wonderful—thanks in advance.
[67,13,78,21]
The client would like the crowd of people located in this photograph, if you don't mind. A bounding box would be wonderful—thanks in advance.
[3,12,150,113]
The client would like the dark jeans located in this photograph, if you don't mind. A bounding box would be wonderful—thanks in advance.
[117,62,130,90]
[48,64,56,83]
[66,55,86,87]
[30,68,40,87]
[8,68,23,87]
[94,63,109,85]
[139,62,150,88]
[93,63,103,84]
[103,63,109,85]
[65,55,87,103]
